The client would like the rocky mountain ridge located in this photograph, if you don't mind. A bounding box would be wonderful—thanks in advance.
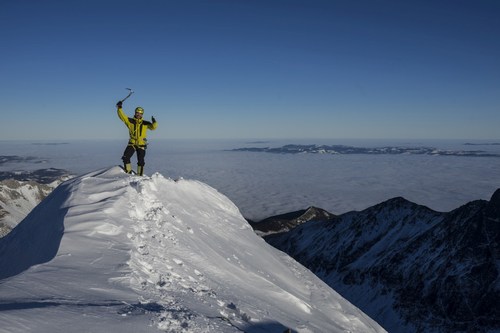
[253,190,500,333]
[0,168,72,237]
[247,206,335,236]
[231,143,500,157]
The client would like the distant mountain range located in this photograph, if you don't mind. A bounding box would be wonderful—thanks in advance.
[251,190,500,333]
[0,168,72,237]
[232,144,500,157]
[0,155,48,166]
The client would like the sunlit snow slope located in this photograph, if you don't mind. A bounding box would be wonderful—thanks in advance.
[0,167,386,333]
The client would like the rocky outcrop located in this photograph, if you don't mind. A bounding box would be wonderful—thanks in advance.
[248,206,335,236]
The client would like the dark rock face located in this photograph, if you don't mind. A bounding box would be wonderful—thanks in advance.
[248,206,335,235]
[257,190,500,333]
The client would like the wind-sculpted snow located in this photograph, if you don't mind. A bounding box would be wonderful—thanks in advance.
[0,167,385,333]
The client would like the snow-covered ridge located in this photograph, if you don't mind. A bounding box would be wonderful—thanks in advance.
[0,167,386,333]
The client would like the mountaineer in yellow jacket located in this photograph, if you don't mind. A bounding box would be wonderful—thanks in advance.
[116,101,158,176]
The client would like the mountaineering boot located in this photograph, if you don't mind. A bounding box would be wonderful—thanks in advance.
[124,163,132,174]
[137,165,144,176]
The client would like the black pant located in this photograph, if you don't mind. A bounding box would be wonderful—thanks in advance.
[122,145,146,166]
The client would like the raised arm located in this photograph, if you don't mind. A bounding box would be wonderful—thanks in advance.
[116,101,130,125]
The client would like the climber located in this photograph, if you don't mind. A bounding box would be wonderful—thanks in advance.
[116,101,158,176]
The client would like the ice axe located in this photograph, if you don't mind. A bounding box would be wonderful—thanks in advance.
[119,88,134,103]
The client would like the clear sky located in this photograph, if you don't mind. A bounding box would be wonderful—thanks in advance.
[1,0,499,140]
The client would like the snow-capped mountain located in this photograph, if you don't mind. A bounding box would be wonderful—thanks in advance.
[262,190,500,333]
[0,169,72,237]
[0,167,386,333]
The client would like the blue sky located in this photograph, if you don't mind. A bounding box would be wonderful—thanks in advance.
[1,0,499,140]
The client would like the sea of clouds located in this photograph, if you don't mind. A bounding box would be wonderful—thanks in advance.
[1,138,499,220]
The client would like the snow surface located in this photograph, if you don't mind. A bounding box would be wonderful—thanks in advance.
[0,167,386,333]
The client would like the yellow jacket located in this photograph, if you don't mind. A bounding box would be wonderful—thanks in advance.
[117,107,158,147]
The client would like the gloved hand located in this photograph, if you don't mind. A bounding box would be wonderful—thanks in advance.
[116,101,123,108]
[152,116,156,123]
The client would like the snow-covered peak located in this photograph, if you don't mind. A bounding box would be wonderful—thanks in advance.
[0,167,385,333]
